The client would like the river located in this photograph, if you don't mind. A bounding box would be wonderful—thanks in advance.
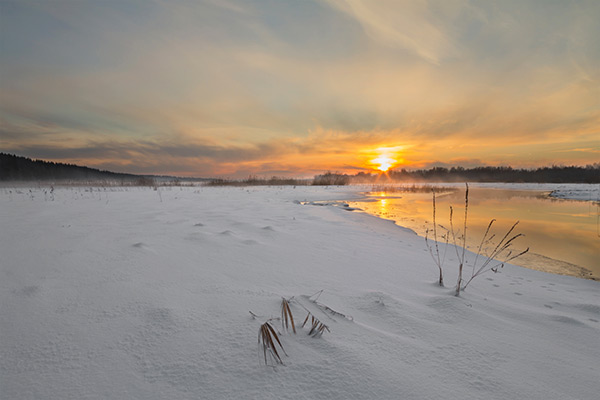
[348,185,600,280]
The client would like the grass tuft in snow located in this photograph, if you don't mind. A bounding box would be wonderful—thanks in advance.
[302,312,330,337]
[258,322,287,366]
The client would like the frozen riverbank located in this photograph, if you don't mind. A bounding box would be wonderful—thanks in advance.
[1,186,598,399]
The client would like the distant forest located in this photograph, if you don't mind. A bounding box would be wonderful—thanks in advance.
[357,164,600,184]
[1,152,598,183]
[0,153,144,182]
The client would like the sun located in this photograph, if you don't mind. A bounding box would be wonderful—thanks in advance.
[371,155,396,172]
[364,145,405,173]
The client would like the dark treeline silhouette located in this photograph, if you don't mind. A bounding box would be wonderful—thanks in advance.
[384,165,600,183]
[0,153,203,184]
[2,153,598,184]
[0,153,142,181]
[348,165,599,184]
[325,165,599,184]
[212,165,599,187]
[207,175,309,186]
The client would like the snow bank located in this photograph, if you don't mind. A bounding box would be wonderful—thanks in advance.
[547,184,600,202]
[387,182,600,203]
[1,186,598,400]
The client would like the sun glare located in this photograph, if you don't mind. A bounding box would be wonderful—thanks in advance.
[364,145,405,173]
[372,156,396,172]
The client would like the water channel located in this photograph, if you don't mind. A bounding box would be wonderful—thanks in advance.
[348,187,600,280]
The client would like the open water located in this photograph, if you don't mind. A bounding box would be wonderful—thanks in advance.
[349,187,600,280]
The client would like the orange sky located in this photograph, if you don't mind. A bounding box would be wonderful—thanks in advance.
[1,0,599,177]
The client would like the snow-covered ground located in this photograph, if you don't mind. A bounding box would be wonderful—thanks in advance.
[1,185,599,400]
[547,184,600,202]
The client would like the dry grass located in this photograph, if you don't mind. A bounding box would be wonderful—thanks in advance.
[446,184,529,295]
[451,183,470,296]
[255,293,338,366]
[281,298,296,334]
[425,184,529,296]
[258,322,287,365]
[370,184,458,194]
[302,313,330,337]
[461,220,529,291]
[425,190,448,286]
[206,176,309,186]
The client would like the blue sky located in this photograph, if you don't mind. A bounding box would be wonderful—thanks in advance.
[1,0,599,177]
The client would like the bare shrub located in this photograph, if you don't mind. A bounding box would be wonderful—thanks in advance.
[312,172,350,186]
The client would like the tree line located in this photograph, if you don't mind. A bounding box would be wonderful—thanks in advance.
[0,153,152,182]
[384,165,600,183]
[2,152,598,183]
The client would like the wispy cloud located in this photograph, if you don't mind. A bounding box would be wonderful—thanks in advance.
[323,0,460,64]
[1,0,599,176]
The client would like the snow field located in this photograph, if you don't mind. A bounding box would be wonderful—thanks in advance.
[1,185,599,399]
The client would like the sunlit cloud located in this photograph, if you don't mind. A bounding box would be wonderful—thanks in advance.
[1,0,599,177]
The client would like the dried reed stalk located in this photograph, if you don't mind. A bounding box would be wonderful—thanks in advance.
[281,298,296,334]
[258,322,287,365]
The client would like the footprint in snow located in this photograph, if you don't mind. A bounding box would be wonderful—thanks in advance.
[550,315,585,326]
[132,242,155,253]
[573,304,600,315]
[14,285,39,297]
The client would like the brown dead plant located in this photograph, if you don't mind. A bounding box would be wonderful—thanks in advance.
[258,322,287,365]
[449,184,529,296]
[425,190,449,286]
[281,297,296,334]
[302,312,330,337]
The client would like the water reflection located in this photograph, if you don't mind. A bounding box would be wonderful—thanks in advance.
[379,198,387,214]
[350,188,600,280]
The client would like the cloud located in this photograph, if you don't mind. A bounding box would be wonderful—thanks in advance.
[1,0,599,176]
[323,0,461,64]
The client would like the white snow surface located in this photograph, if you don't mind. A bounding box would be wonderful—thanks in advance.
[547,184,600,202]
[1,186,599,400]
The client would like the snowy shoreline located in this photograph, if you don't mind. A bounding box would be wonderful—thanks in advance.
[1,185,599,399]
